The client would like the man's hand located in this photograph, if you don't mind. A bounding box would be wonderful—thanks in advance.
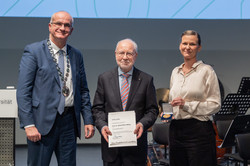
[25,126,41,142]
[84,124,95,139]
[134,123,143,139]
[101,126,112,143]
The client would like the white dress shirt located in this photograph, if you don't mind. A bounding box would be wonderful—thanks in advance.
[50,39,74,107]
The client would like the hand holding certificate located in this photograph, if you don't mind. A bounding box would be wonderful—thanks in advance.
[108,111,137,148]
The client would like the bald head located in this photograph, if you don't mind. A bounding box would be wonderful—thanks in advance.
[50,11,74,27]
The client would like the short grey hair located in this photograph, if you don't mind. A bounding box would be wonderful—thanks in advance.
[115,38,138,54]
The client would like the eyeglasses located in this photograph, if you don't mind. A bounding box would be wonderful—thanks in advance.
[116,51,135,58]
[51,22,72,29]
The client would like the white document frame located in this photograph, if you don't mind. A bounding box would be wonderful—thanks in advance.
[108,111,137,148]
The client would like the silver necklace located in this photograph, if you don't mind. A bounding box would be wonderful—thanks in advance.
[47,39,70,97]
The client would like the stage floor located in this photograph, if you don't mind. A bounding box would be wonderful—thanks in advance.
[15,144,102,166]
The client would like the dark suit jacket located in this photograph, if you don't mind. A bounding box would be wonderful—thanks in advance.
[17,39,93,138]
[92,67,159,163]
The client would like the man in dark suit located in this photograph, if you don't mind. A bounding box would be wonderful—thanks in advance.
[92,38,159,166]
[16,11,94,166]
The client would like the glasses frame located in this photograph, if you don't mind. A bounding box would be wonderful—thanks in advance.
[50,22,72,29]
[116,51,136,58]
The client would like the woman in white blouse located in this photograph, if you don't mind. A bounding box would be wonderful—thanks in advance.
[168,30,221,166]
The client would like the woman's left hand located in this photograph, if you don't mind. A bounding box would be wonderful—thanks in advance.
[171,97,185,109]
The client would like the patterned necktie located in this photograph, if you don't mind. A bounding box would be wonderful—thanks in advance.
[58,50,65,114]
[121,73,130,111]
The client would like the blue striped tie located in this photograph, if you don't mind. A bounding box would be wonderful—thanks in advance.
[121,73,130,111]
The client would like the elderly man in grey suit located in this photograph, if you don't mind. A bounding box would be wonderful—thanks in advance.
[92,38,159,166]
[17,11,94,166]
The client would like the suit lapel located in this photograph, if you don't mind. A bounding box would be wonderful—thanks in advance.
[67,45,76,95]
[110,68,123,111]
[43,40,61,87]
[126,68,141,110]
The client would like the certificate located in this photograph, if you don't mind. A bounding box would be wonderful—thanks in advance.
[108,111,137,148]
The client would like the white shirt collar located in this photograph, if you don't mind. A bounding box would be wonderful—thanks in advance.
[177,60,203,73]
[49,39,67,54]
[118,67,134,76]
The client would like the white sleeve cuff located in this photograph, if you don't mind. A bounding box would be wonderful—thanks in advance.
[24,124,35,128]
